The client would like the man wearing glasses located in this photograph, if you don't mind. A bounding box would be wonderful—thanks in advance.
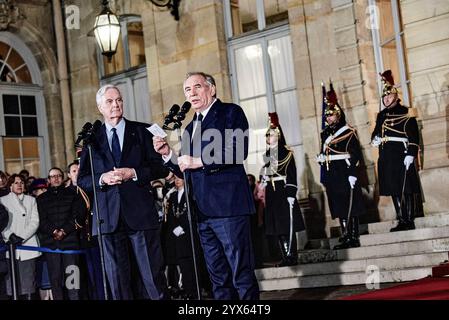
[37,167,86,300]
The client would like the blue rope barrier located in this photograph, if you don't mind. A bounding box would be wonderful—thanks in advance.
[0,244,85,255]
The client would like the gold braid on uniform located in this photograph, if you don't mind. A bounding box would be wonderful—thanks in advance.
[76,186,91,241]
[381,114,409,138]
[325,129,355,155]
[323,128,356,170]
[276,148,293,173]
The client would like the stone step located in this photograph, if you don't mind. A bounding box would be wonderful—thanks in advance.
[258,266,433,291]
[256,252,446,280]
[309,225,449,249]
[329,225,449,248]
[366,212,449,234]
[297,237,449,264]
[326,212,449,241]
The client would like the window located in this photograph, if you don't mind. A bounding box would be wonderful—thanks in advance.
[228,27,302,175]
[3,95,38,136]
[0,42,32,83]
[369,0,411,106]
[225,0,289,38]
[0,35,49,178]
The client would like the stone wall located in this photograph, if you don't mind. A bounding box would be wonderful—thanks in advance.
[65,0,106,139]
[12,0,65,170]
[142,0,231,126]
[401,0,449,214]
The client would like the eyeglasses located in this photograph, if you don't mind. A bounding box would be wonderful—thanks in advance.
[49,174,63,179]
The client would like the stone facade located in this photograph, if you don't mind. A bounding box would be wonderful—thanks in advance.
[5,0,65,170]
[3,0,448,240]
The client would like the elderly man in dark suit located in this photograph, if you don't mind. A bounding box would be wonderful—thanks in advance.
[78,84,169,300]
[153,72,259,300]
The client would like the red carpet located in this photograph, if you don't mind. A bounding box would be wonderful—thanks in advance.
[342,277,449,300]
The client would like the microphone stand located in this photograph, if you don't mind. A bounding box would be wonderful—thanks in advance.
[168,119,202,300]
[78,131,109,300]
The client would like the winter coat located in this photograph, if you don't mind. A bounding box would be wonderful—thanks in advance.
[0,193,41,261]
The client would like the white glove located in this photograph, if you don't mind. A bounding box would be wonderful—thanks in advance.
[158,210,164,218]
[261,175,268,188]
[287,197,295,208]
[172,226,185,237]
[348,176,357,189]
[404,155,414,171]
[316,153,325,164]
[371,136,382,147]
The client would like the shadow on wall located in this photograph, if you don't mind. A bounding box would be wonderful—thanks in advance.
[302,155,328,241]
[344,101,381,226]
[356,155,381,226]
[303,146,383,242]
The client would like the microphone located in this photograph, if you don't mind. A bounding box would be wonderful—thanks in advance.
[75,122,93,147]
[173,101,191,128]
[175,101,191,122]
[91,120,102,132]
[163,104,180,130]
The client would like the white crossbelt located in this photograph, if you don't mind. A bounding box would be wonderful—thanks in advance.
[327,154,351,161]
[381,136,408,143]
[270,176,286,182]
[381,136,408,151]
[317,153,351,164]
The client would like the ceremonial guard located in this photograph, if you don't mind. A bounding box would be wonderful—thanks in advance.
[316,84,366,249]
[371,70,422,232]
[261,112,305,267]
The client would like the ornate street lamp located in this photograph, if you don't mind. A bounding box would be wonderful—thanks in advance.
[93,0,121,60]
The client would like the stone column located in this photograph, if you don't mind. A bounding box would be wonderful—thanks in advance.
[52,0,74,163]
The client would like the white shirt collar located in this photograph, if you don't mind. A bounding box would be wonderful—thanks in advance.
[105,118,125,132]
[196,98,217,120]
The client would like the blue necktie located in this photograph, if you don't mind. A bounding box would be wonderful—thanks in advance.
[111,128,121,166]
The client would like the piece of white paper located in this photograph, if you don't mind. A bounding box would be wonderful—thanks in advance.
[147,123,167,138]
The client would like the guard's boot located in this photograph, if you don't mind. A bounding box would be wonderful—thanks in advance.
[337,218,349,243]
[403,193,416,230]
[348,217,361,248]
[276,235,298,267]
[390,196,408,232]
[333,217,360,249]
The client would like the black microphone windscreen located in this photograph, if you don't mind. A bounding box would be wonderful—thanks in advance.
[180,101,191,113]
[82,122,93,131]
[169,104,180,116]
[92,120,102,131]
[164,104,180,126]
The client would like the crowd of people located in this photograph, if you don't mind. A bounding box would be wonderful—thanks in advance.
[0,166,96,300]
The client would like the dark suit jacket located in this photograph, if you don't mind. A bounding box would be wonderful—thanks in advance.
[166,99,255,218]
[78,119,169,234]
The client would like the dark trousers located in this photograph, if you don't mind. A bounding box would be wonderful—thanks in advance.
[178,257,196,297]
[84,243,105,300]
[198,215,259,300]
[102,226,168,300]
[44,253,79,300]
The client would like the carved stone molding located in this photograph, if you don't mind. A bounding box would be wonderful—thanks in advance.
[0,0,23,30]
